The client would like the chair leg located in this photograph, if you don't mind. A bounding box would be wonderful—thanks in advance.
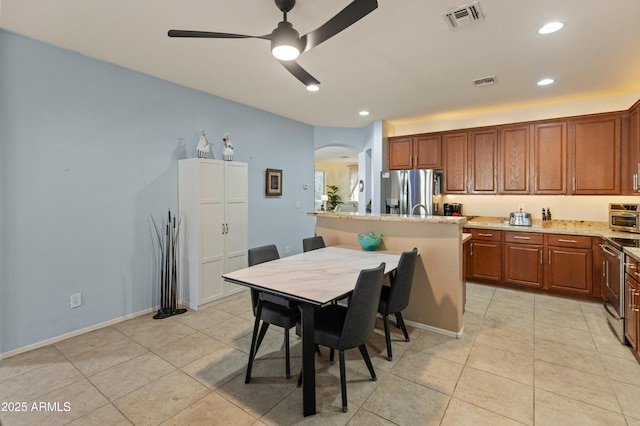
[339,350,348,412]
[358,344,377,381]
[395,312,410,342]
[383,314,393,361]
[330,348,335,362]
[284,328,291,379]
[255,322,270,354]
[245,300,264,383]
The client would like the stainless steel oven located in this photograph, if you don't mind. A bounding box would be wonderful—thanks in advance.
[609,203,640,233]
[601,240,624,342]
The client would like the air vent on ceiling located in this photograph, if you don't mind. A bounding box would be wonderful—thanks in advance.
[442,1,485,29]
[472,76,496,87]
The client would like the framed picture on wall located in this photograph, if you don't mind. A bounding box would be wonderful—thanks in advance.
[265,168,283,196]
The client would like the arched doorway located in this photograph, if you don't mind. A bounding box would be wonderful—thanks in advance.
[314,146,359,211]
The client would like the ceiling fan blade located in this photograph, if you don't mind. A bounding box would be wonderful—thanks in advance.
[168,30,271,40]
[278,60,320,86]
[300,0,378,52]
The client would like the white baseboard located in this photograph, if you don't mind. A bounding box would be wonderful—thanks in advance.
[404,319,464,339]
[1,307,157,360]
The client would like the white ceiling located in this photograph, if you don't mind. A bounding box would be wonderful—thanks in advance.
[1,0,640,129]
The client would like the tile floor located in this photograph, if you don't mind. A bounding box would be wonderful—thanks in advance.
[2,283,640,425]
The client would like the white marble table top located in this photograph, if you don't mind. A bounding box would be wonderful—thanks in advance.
[223,246,401,305]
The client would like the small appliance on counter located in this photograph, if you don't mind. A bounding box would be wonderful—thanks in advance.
[443,203,462,216]
[609,203,640,233]
[509,209,532,226]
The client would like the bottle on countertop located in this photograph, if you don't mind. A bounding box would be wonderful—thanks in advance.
[547,208,552,221]
[542,208,547,221]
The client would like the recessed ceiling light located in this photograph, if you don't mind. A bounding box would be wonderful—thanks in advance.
[537,78,555,86]
[538,21,564,35]
[306,84,320,92]
[359,110,370,116]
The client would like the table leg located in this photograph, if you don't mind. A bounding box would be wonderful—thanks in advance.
[299,303,316,416]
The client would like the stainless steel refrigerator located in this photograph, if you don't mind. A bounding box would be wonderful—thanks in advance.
[380,169,443,215]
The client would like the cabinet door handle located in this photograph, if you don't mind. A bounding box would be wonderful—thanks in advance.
[222,224,226,234]
[558,239,578,244]
[225,224,229,234]
[602,260,606,277]
[540,250,543,264]
[478,233,493,237]
[513,236,531,240]
[572,176,576,192]
[409,155,412,167]
[470,243,474,256]
[634,174,638,192]
[548,250,552,264]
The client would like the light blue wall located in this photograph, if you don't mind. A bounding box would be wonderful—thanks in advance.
[0,30,316,354]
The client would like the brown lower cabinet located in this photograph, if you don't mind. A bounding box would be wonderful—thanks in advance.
[465,228,600,300]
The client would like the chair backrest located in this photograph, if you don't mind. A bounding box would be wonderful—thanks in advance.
[338,262,385,350]
[247,245,280,312]
[385,248,418,314]
[302,236,325,252]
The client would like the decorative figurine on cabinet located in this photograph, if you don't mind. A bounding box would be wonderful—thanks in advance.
[222,133,234,161]
[196,130,210,159]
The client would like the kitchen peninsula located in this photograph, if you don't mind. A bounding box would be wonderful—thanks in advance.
[308,211,467,336]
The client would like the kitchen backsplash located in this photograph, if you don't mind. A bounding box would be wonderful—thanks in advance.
[442,195,640,222]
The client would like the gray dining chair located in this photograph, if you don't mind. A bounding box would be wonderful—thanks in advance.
[246,245,300,383]
[378,247,418,361]
[302,235,325,252]
[297,262,386,412]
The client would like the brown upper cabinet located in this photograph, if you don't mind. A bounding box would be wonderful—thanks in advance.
[625,101,640,194]
[469,129,498,194]
[532,122,567,194]
[499,125,530,194]
[388,134,441,170]
[443,132,468,193]
[568,114,621,194]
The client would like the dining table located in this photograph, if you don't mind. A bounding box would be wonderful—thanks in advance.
[222,245,401,416]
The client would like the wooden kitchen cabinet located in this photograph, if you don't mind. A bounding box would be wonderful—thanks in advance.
[532,122,567,194]
[545,234,593,296]
[625,102,640,194]
[499,125,530,194]
[389,134,441,170]
[466,229,502,282]
[504,231,543,288]
[443,132,468,193]
[569,114,621,194]
[469,129,498,193]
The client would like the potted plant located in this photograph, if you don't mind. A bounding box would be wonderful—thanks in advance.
[326,184,342,211]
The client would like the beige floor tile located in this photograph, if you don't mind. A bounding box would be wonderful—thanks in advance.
[181,345,248,389]
[201,316,255,344]
[534,294,582,314]
[89,352,176,400]
[262,386,356,425]
[466,343,533,385]
[211,293,253,316]
[216,365,298,417]
[346,408,396,425]
[592,332,635,358]
[0,361,84,402]
[391,349,463,395]
[627,417,640,426]
[440,398,526,426]
[535,388,626,426]
[534,307,590,332]
[113,370,209,425]
[475,326,534,358]
[535,359,621,413]
[534,321,596,351]
[160,392,257,425]
[173,307,235,330]
[584,316,615,336]
[66,336,148,376]
[580,300,609,320]
[600,352,640,386]
[534,338,605,376]
[67,403,132,425]
[120,320,196,350]
[487,300,534,321]
[493,288,535,308]
[611,378,640,419]
[362,374,449,425]
[152,331,226,367]
[54,327,126,358]
[453,367,533,425]
[466,283,497,299]
[423,336,473,365]
[0,346,66,382]
[482,312,535,336]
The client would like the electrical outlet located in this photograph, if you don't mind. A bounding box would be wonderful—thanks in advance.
[70,293,82,309]
[518,203,524,211]
[285,246,290,254]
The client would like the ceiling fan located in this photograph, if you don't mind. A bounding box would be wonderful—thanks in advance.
[168,0,378,90]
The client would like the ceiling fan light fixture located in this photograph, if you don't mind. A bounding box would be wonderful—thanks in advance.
[271,21,301,61]
[306,84,320,92]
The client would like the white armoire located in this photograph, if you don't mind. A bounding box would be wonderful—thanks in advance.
[178,158,248,310]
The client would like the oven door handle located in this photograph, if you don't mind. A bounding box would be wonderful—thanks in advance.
[600,244,621,258]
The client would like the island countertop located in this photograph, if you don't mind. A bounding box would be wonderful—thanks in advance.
[307,211,467,226]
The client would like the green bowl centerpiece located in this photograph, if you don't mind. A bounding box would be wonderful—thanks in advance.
[357,233,382,251]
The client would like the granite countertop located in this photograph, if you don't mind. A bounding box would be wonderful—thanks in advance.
[308,211,467,226]
[464,216,616,237]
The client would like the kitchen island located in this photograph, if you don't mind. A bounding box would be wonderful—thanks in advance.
[308,212,467,336]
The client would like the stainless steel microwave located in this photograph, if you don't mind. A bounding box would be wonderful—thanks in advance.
[609,203,640,233]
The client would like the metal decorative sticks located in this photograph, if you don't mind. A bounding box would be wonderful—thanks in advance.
[151,210,187,319]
